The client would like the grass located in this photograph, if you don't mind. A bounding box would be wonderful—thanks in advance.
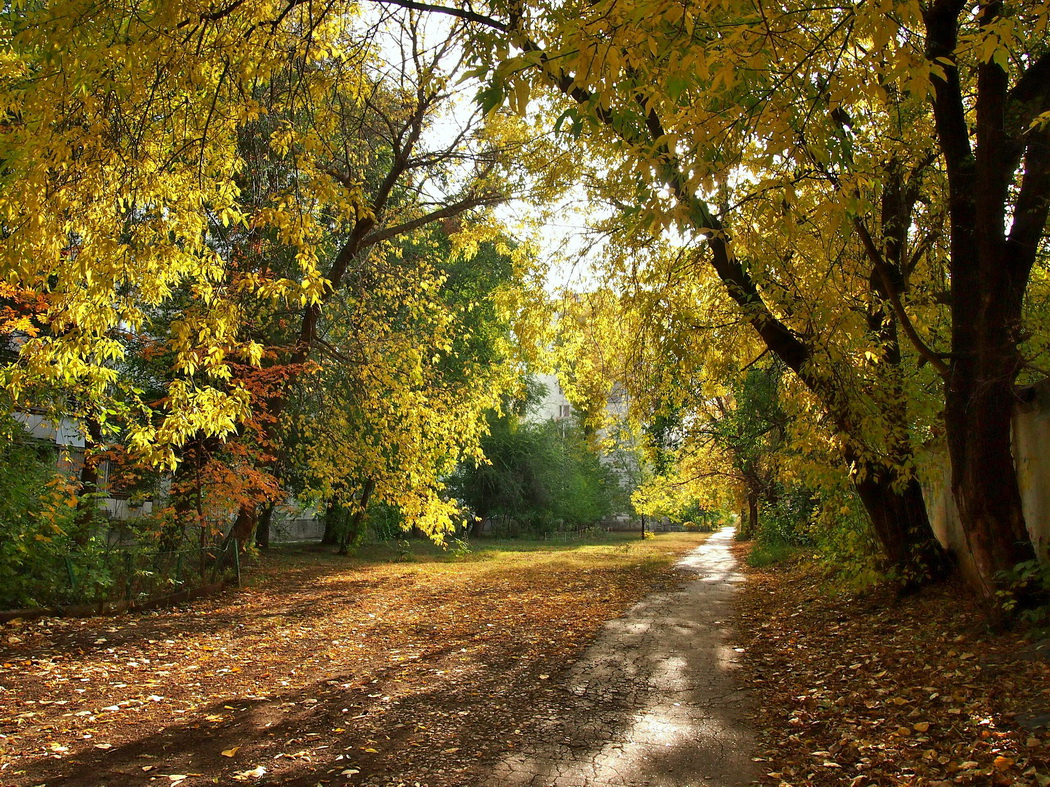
[254,529,707,580]
[746,539,801,568]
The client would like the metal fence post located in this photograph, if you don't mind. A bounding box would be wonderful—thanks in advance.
[124,552,133,601]
[64,556,76,595]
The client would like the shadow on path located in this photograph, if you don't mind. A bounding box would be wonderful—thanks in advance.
[482,528,756,787]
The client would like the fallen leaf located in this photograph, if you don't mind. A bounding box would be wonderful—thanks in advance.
[233,765,267,780]
[221,747,240,758]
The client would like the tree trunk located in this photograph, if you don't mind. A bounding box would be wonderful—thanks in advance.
[338,479,376,555]
[255,504,274,550]
[322,500,341,546]
[227,506,258,550]
[944,303,1036,605]
[743,489,759,541]
[851,460,952,588]
[470,516,486,538]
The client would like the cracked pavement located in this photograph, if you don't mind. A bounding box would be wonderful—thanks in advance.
[482,527,756,787]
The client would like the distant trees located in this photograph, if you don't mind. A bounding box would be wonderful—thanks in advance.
[450,391,622,537]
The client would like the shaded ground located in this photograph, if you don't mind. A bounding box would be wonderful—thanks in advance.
[0,532,706,786]
[735,543,1050,786]
[487,526,756,787]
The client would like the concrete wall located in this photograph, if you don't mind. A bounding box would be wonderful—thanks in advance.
[926,379,1050,578]
[1013,381,1050,560]
[270,516,325,543]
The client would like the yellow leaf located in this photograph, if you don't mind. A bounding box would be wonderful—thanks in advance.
[993,756,1015,771]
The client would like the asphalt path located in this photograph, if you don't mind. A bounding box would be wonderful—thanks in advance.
[483,527,757,787]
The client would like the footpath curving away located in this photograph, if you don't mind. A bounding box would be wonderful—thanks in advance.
[483,527,757,787]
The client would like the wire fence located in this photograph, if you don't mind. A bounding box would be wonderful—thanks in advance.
[4,542,240,613]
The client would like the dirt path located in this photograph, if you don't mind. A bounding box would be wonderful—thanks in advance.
[484,527,756,787]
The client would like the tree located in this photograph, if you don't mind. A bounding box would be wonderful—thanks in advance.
[923,0,1049,601]
[284,232,527,548]
[450,384,621,536]
[211,11,545,547]
[0,0,332,458]
[0,3,550,551]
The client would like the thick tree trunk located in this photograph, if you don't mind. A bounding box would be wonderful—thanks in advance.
[470,516,486,538]
[944,304,1036,604]
[945,384,1035,602]
[851,460,952,587]
[255,504,274,550]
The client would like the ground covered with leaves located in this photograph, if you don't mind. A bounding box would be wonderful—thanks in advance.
[735,544,1050,786]
[0,531,703,786]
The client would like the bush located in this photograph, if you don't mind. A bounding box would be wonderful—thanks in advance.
[451,414,621,536]
[757,486,816,547]
[0,416,80,607]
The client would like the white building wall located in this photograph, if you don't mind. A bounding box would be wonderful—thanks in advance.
[528,372,574,424]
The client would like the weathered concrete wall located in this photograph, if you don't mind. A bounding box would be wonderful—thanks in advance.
[270,517,325,542]
[1013,381,1050,560]
[926,379,1050,579]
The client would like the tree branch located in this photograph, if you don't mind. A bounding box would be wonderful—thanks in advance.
[361,191,505,248]
[852,218,950,377]
[365,0,509,32]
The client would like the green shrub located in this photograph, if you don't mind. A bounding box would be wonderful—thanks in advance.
[999,559,1050,627]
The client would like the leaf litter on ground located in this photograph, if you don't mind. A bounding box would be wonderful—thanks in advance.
[0,532,703,786]
[733,542,1050,786]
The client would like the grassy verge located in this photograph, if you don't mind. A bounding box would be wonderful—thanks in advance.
[253,529,706,580]
[746,540,801,568]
